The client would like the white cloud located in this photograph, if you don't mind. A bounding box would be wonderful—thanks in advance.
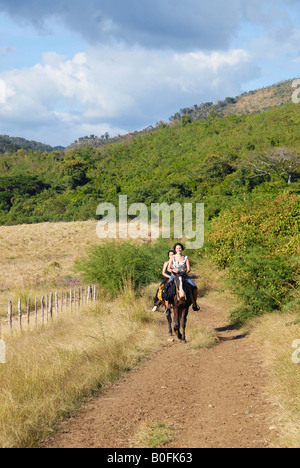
[0,45,259,145]
[0,79,6,103]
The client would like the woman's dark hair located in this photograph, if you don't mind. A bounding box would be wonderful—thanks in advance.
[173,242,185,252]
[168,250,175,257]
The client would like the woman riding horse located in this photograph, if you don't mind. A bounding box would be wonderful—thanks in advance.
[165,242,200,315]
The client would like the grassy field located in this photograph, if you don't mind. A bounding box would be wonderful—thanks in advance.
[0,219,153,319]
[250,313,300,448]
[0,220,99,285]
[0,220,101,314]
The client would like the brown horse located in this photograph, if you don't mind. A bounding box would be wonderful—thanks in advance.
[166,271,192,342]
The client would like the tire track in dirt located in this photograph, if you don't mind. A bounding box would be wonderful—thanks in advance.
[47,294,273,449]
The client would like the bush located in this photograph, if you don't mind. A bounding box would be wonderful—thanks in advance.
[228,248,298,323]
[74,239,171,298]
[207,192,300,323]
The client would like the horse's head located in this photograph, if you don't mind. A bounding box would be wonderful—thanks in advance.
[174,269,187,303]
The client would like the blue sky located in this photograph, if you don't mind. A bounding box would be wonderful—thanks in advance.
[0,0,299,146]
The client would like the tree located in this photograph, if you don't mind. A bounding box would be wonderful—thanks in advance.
[59,159,90,189]
[181,115,192,127]
[243,148,300,184]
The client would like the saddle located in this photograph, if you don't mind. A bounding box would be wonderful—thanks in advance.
[161,279,176,302]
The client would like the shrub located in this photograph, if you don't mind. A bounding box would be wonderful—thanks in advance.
[207,192,300,323]
[228,248,298,323]
[74,239,171,298]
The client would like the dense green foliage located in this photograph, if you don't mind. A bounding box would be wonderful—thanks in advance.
[206,192,300,322]
[0,102,299,225]
[74,239,170,298]
[0,134,54,153]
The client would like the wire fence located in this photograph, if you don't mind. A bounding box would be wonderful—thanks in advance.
[1,285,99,336]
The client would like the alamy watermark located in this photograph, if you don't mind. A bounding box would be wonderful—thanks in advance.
[292,79,300,103]
[292,340,300,364]
[0,340,6,364]
[96,195,204,250]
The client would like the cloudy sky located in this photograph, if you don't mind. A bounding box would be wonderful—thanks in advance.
[0,0,299,146]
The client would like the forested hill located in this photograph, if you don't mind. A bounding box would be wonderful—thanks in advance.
[0,100,299,226]
[68,79,297,151]
[0,135,55,154]
[169,78,296,122]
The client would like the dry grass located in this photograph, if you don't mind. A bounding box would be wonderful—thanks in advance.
[250,313,300,448]
[0,288,161,448]
[187,322,218,350]
[0,220,102,313]
[132,421,177,448]
[0,220,152,317]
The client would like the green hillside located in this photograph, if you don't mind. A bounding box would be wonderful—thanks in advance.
[68,79,297,151]
[0,135,55,154]
[170,79,295,122]
[0,99,299,323]
[0,101,299,225]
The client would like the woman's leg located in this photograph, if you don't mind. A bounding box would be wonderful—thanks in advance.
[186,276,200,311]
[165,275,175,313]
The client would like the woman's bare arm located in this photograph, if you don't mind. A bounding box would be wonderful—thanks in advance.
[162,261,171,278]
[186,258,191,274]
[168,257,174,274]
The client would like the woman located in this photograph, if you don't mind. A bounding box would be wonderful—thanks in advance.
[167,242,200,312]
[152,250,175,312]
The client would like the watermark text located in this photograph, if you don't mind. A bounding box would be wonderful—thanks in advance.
[0,340,6,364]
[292,339,300,364]
[292,79,300,103]
[96,195,204,250]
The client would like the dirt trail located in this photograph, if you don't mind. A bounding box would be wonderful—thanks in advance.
[47,293,273,449]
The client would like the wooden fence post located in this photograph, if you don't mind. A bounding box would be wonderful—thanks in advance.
[55,292,58,318]
[35,297,38,328]
[27,298,30,326]
[46,294,48,322]
[49,293,53,320]
[8,300,12,331]
[41,296,44,326]
[18,299,22,330]
[87,285,92,304]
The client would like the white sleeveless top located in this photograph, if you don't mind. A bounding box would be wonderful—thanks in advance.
[173,255,188,271]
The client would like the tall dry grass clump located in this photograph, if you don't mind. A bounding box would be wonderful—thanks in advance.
[0,288,160,448]
[250,313,300,448]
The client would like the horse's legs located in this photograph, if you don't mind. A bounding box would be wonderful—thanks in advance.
[174,308,182,340]
[181,308,189,342]
[166,308,173,335]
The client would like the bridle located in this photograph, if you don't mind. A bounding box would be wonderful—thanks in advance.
[174,271,187,303]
